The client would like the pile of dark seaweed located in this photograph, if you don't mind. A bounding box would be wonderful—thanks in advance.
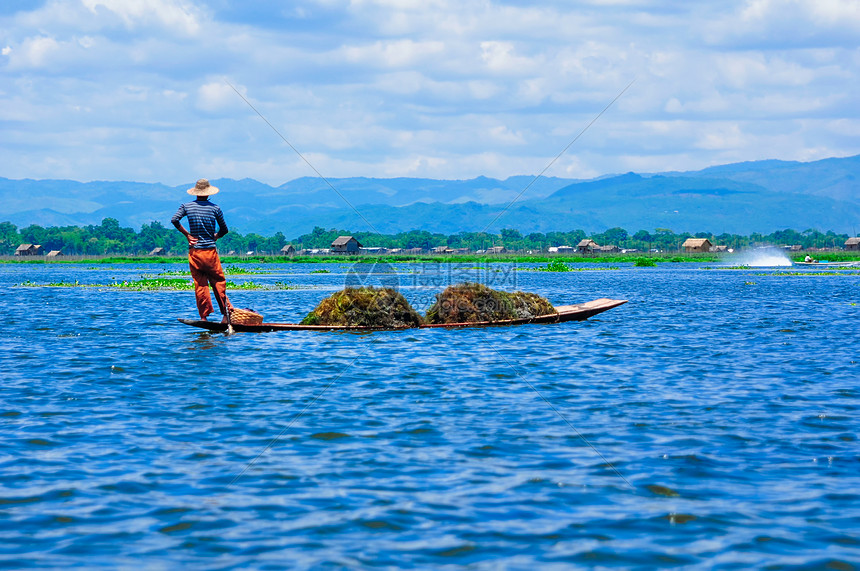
[301,283,556,327]
[300,286,423,328]
[425,282,556,324]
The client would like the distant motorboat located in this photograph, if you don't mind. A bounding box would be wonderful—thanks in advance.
[794,260,860,267]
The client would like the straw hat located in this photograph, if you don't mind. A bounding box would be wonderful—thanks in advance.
[187,178,220,196]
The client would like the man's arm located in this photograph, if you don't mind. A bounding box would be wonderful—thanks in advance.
[171,206,198,246]
[172,219,198,246]
[214,208,229,241]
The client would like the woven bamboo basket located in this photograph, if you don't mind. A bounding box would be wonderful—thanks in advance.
[229,307,263,325]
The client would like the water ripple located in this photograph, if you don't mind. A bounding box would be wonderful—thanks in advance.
[1,263,858,567]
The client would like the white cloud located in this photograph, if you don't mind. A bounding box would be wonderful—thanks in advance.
[664,98,683,113]
[707,0,860,46]
[0,0,857,186]
[15,35,61,68]
[695,123,747,151]
[741,0,860,27]
[196,81,245,112]
[80,0,202,34]
[489,125,526,145]
[341,39,446,68]
[480,41,538,74]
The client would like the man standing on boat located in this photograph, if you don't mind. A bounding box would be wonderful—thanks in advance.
[171,178,233,321]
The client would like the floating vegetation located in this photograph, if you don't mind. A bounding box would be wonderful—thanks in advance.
[541,259,573,272]
[227,280,299,290]
[755,271,860,277]
[17,277,299,291]
[300,287,423,328]
[634,258,657,267]
[646,484,680,497]
[18,279,84,288]
[153,269,191,276]
[225,266,270,275]
[17,277,195,290]
[120,278,196,290]
[310,269,331,274]
[425,282,556,324]
[154,266,271,276]
[665,513,697,525]
[534,260,621,272]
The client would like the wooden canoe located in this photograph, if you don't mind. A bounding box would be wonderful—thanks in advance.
[177,298,627,333]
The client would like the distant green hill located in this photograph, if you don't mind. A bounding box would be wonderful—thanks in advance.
[1,154,858,234]
[532,172,860,234]
[678,155,860,202]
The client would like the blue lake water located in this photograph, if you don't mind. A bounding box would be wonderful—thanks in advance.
[1,261,858,568]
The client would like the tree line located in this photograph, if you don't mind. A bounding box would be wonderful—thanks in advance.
[0,218,852,256]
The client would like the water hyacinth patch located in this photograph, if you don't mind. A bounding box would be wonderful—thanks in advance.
[533,260,621,272]
[154,266,271,276]
[17,277,299,290]
[540,259,574,272]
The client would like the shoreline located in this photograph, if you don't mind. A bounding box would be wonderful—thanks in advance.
[2,251,860,265]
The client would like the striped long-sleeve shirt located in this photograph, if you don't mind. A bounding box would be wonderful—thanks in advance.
[171,199,228,249]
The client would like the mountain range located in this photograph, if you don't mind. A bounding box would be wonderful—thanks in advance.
[2,155,859,236]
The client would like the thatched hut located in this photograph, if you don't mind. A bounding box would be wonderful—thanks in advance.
[14,244,43,256]
[331,236,362,254]
[682,238,712,253]
[577,239,599,253]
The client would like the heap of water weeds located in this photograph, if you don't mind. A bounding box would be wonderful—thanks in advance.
[425,282,556,324]
[300,286,424,328]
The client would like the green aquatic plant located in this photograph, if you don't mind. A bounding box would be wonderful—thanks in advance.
[4,251,730,266]
[541,259,573,272]
[310,269,331,274]
[119,277,196,290]
[634,258,657,267]
[18,279,82,287]
[756,271,860,277]
[18,277,194,290]
[224,265,270,275]
[17,277,299,291]
[533,260,620,272]
[300,287,423,327]
[155,266,270,276]
[424,282,556,324]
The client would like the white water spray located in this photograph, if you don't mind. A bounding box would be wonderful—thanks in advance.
[730,247,792,267]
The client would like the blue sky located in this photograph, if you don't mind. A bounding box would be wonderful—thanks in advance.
[1,0,858,185]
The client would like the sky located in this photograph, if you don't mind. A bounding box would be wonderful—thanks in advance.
[1,0,859,186]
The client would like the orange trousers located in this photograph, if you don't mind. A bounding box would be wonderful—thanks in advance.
[188,248,232,319]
